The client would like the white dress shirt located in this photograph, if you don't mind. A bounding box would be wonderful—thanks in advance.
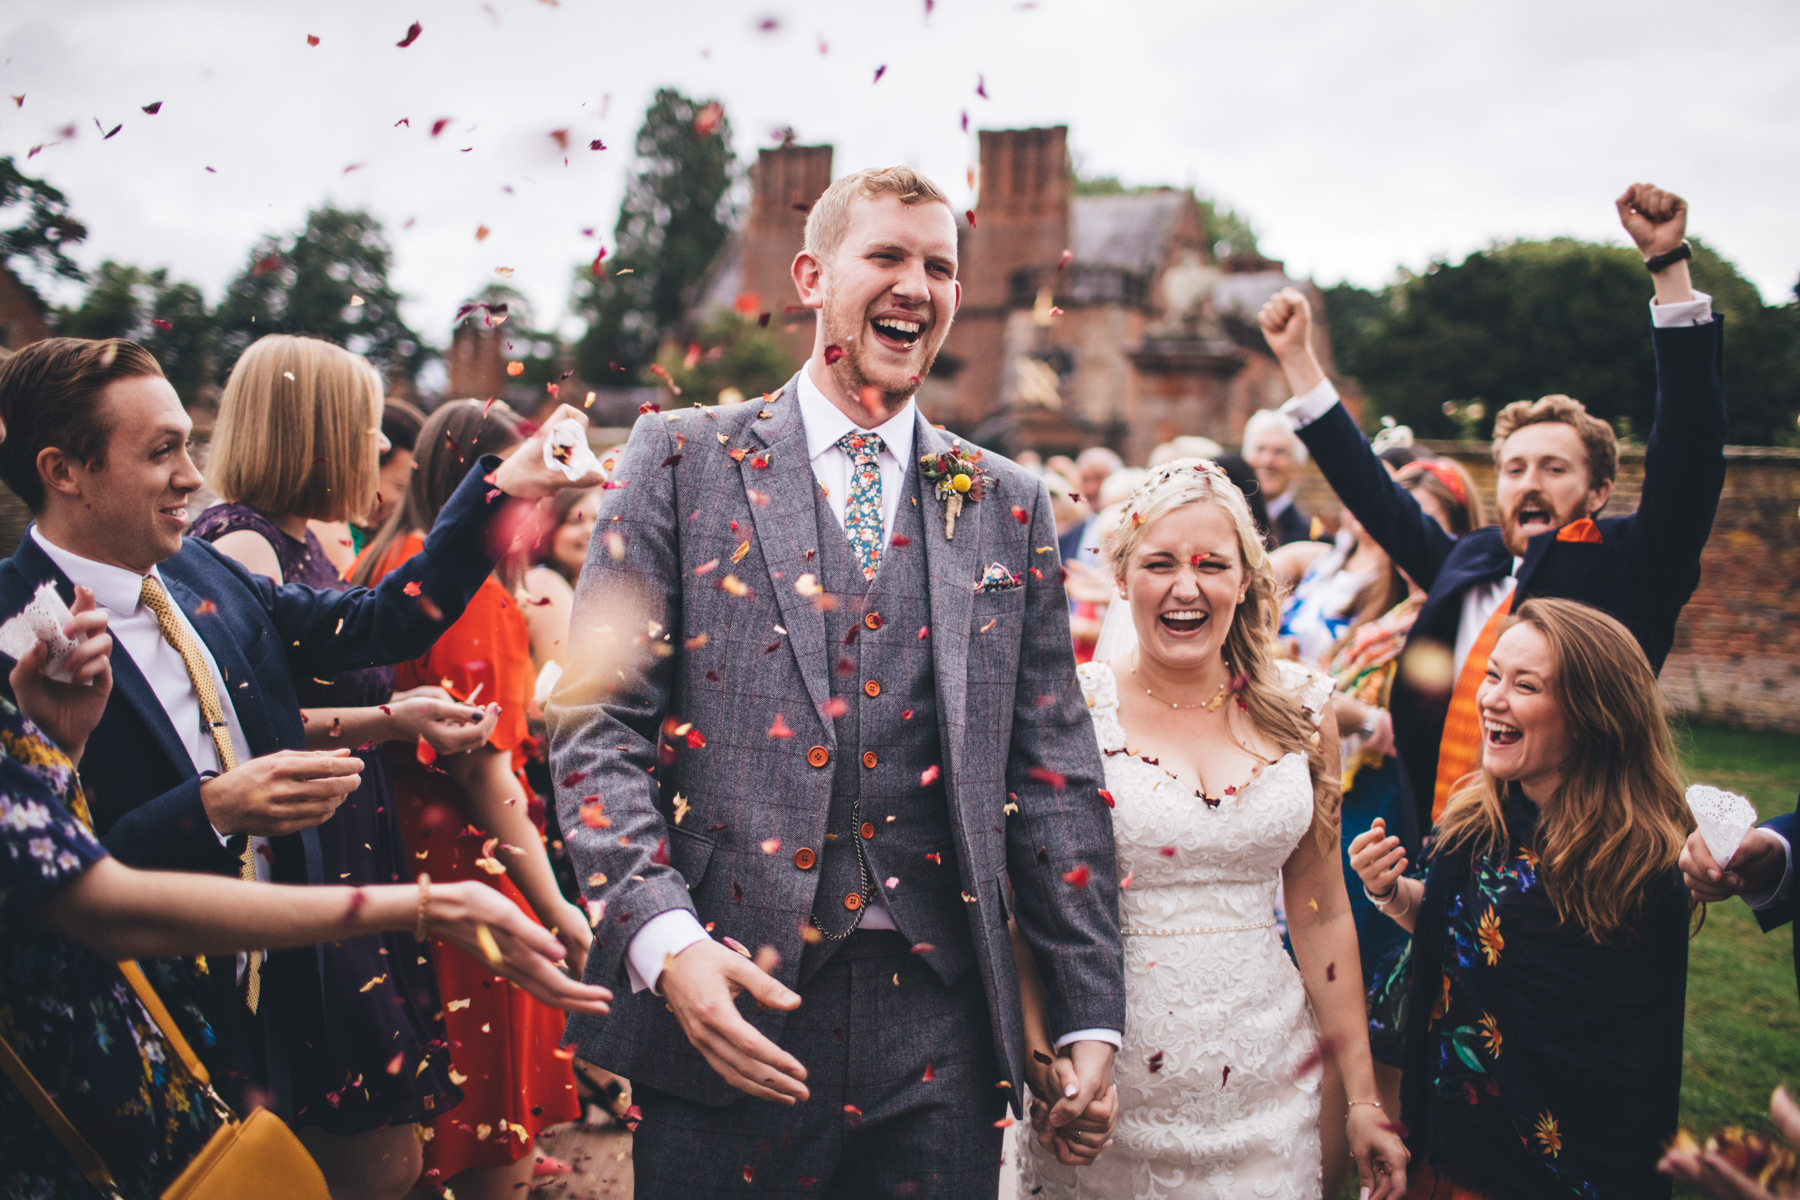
[624,366,1122,1048]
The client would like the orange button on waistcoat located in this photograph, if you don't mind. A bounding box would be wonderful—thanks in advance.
[843,893,863,911]
[862,751,878,769]
[859,821,875,840]
[863,680,881,698]
[863,612,883,630]
[793,847,817,870]
[807,745,830,768]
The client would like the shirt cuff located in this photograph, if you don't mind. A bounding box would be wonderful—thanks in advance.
[1745,829,1793,911]
[624,909,711,993]
[1054,1028,1123,1051]
[1278,378,1341,429]
[1650,290,1713,327]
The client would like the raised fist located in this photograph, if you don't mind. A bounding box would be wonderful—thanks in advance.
[1616,183,1688,259]
[1258,287,1314,362]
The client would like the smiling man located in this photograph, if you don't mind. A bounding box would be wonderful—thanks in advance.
[1256,182,1725,840]
[551,166,1125,1196]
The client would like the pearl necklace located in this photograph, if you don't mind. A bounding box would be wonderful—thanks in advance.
[1131,653,1233,712]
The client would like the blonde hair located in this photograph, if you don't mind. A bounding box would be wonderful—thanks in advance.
[1106,458,1340,854]
[209,335,384,523]
[1436,598,1694,942]
[803,166,951,265]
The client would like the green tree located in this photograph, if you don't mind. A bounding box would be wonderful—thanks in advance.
[650,310,799,406]
[214,206,421,384]
[59,261,215,406]
[1331,238,1800,446]
[572,89,738,381]
[0,156,87,306]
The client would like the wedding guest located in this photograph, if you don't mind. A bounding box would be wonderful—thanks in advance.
[1243,408,1312,546]
[1262,183,1725,840]
[353,399,588,1200]
[306,398,426,577]
[1277,507,1407,666]
[192,334,502,1198]
[1661,1085,1800,1198]
[0,594,607,1200]
[1020,457,1409,1198]
[1350,598,1694,1200]
[1076,445,1123,509]
[0,337,599,1127]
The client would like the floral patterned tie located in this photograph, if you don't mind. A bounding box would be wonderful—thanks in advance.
[836,431,886,581]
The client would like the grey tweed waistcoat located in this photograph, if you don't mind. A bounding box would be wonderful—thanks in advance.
[799,465,974,987]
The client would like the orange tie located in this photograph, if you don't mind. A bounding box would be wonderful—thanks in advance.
[1431,589,1515,822]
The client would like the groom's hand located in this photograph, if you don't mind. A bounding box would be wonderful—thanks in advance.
[659,939,810,1104]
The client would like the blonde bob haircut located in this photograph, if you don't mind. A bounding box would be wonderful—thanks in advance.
[802,166,951,266]
[1104,458,1340,855]
[1436,597,1694,942]
[209,335,384,524]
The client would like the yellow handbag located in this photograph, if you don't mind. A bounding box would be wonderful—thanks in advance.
[0,960,330,1200]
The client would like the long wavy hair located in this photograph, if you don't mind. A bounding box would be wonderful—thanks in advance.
[1105,458,1340,855]
[1436,597,1695,942]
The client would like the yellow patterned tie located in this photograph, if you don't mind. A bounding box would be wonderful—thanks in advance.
[139,575,261,1013]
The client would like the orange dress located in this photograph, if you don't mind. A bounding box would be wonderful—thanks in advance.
[362,534,579,1180]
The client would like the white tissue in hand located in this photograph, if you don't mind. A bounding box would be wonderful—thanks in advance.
[542,418,601,482]
[0,582,78,681]
[533,659,564,704]
[1687,783,1759,866]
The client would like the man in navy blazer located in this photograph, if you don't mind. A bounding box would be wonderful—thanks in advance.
[1257,183,1725,838]
[0,337,600,1107]
[1682,803,1800,996]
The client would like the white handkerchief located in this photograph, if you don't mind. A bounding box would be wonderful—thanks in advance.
[533,659,564,704]
[0,582,78,681]
[1687,783,1759,867]
[543,418,602,483]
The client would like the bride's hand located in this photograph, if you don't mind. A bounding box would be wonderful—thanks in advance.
[1348,1102,1410,1200]
[1348,817,1408,896]
[1032,1056,1117,1166]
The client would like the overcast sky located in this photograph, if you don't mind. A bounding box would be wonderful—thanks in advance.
[3,0,1795,352]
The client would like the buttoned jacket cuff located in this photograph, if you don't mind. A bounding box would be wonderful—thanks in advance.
[1650,290,1713,328]
[1054,1028,1123,1051]
[625,908,712,993]
[1279,379,1341,429]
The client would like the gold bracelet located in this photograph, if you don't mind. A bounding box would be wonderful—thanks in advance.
[1348,1099,1384,1111]
[414,873,431,943]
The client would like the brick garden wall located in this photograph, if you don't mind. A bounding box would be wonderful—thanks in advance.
[1294,441,1800,734]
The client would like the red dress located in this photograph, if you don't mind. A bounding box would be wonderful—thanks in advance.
[363,534,580,1179]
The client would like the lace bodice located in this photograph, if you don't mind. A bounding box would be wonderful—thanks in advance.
[1022,659,1334,1200]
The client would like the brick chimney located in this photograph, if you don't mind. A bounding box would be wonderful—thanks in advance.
[446,320,505,401]
[739,144,832,359]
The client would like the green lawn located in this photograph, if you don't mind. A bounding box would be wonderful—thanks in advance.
[1675,723,1800,1154]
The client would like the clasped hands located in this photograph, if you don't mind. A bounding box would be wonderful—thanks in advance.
[1026,1040,1120,1165]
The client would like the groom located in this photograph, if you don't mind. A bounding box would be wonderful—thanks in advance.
[550,166,1124,1194]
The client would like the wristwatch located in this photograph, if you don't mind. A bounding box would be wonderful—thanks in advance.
[1644,239,1692,273]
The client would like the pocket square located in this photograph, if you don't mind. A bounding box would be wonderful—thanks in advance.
[974,562,1023,593]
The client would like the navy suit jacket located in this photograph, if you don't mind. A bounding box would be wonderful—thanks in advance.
[1269,499,1311,547]
[1755,805,1799,996]
[0,455,508,874]
[1296,320,1726,834]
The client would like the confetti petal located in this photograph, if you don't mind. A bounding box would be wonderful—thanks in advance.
[1062,863,1091,888]
[396,21,423,48]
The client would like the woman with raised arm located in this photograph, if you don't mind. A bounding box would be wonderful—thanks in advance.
[1350,598,1694,1199]
[1016,458,1408,1199]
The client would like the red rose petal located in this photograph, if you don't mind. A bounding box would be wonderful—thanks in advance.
[396,21,423,48]
[1062,863,1091,888]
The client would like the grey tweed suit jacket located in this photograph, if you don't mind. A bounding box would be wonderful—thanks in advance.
[548,374,1124,1108]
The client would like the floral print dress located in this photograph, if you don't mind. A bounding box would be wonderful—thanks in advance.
[0,696,223,1199]
[1393,788,1689,1200]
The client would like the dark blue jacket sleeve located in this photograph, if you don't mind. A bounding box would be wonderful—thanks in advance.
[1754,808,1797,934]
[1620,319,1727,645]
[100,777,242,874]
[1293,402,1458,590]
[196,455,512,677]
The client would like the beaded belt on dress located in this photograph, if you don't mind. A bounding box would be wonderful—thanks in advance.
[1120,917,1277,936]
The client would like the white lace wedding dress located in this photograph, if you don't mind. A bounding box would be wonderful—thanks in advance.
[1019,660,1331,1200]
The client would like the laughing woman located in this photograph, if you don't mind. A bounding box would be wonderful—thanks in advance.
[1350,598,1694,1200]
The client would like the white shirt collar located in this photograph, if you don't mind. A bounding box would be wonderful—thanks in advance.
[31,525,161,614]
[796,360,917,467]
[1264,490,1294,518]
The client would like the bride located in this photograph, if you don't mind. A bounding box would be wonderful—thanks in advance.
[1016,459,1408,1199]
